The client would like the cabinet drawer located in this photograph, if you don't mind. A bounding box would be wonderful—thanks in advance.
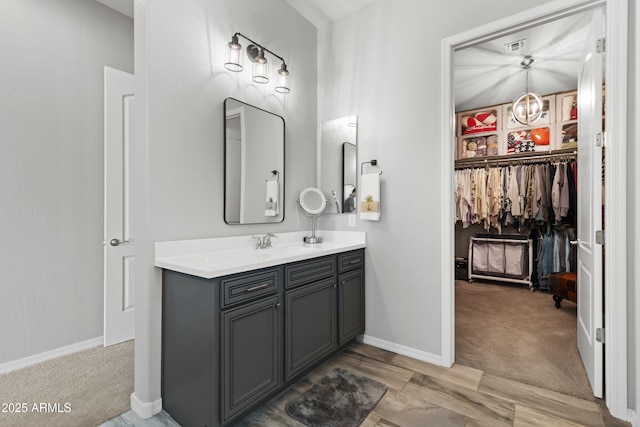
[221,268,280,309]
[338,250,364,273]
[285,257,335,289]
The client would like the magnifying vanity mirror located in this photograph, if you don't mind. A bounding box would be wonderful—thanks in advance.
[224,98,285,224]
[319,115,358,213]
[298,187,327,244]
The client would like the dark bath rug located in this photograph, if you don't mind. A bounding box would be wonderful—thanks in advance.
[285,367,387,427]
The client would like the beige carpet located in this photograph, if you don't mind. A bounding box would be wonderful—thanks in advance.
[0,340,133,427]
[455,279,594,401]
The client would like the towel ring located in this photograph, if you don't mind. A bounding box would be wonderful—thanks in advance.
[361,160,383,175]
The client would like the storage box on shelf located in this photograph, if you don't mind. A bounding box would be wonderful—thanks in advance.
[456,105,502,160]
[501,95,556,154]
[454,90,580,166]
[555,90,578,150]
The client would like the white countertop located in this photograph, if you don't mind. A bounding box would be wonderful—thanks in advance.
[155,230,366,279]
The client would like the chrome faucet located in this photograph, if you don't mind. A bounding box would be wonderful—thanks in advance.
[253,233,277,249]
[263,232,277,248]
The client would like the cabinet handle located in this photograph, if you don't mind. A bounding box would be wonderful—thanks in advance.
[245,283,270,293]
[349,260,360,265]
[341,280,346,286]
[333,283,336,288]
[275,302,281,310]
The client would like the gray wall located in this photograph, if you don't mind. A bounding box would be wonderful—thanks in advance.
[0,0,133,364]
[628,0,638,409]
[135,0,317,406]
[318,0,638,413]
[316,0,557,358]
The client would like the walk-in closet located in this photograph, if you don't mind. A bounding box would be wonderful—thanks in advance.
[452,8,604,401]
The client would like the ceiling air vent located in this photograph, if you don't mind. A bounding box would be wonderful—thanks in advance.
[504,39,526,54]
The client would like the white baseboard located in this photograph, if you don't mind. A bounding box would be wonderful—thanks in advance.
[0,336,103,375]
[131,393,162,419]
[628,409,637,426]
[360,334,443,366]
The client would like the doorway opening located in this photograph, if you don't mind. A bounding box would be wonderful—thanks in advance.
[441,0,629,421]
[452,9,599,401]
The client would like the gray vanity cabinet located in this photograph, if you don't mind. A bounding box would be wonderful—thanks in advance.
[222,295,281,423]
[338,251,365,345]
[285,276,336,380]
[162,249,364,427]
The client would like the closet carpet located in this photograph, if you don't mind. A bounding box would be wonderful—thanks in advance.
[455,279,593,401]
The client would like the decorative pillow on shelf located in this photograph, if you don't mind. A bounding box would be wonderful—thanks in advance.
[461,110,498,135]
[531,127,550,145]
[514,140,535,153]
[475,137,487,157]
[486,135,499,156]
[507,131,528,153]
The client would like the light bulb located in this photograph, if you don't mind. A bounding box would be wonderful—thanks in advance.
[275,63,290,93]
[224,35,243,72]
[252,49,269,84]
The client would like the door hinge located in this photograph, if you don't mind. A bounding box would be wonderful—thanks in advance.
[595,230,604,245]
[596,328,605,343]
[596,38,605,53]
[595,132,606,147]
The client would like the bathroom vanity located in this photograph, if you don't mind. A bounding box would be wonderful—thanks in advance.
[156,231,366,427]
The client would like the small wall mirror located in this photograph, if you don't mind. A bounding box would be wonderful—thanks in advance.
[319,115,358,214]
[224,98,285,224]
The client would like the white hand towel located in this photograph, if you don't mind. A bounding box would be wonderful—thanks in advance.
[265,180,279,217]
[359,173,380,221]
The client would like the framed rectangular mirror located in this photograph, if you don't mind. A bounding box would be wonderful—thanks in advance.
[319,115,358,213]
[224,98,285,224]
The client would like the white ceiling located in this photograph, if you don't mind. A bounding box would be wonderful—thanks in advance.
[284,0,376,28]
[454,10,594,111]
[95,0,133,18]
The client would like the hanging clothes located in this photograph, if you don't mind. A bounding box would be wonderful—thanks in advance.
[454,159,577,231]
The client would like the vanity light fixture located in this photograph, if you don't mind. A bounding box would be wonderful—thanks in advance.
[225,32,290,93]
[511,55,543,125]
[252,48,269,83]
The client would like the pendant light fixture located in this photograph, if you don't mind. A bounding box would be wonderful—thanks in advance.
[224,32,290,93]
[512,56,543,125]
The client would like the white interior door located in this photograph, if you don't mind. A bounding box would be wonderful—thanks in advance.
[104,66,135,347]
[576,8,604,398]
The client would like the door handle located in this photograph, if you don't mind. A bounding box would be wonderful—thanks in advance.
[569,240,578,246]
[109,238,130,246]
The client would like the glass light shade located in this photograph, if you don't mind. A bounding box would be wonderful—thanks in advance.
[512,92,543,125]
[225,36,243,72]
[252,50,269,84]
[275,64,290,93]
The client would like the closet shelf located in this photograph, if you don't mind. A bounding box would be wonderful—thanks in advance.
[454,148,576,170]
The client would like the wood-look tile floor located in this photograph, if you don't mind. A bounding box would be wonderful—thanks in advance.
[103,342,630,427]
[238,342,628,427]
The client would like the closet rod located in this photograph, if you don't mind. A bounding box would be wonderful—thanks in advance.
[454,149,577,170]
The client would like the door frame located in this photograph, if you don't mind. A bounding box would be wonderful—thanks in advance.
[440,0,628,420]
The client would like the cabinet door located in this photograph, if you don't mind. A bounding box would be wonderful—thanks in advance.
[338,269,365,346]
[222,295,281,424]
[285,277,336,380]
